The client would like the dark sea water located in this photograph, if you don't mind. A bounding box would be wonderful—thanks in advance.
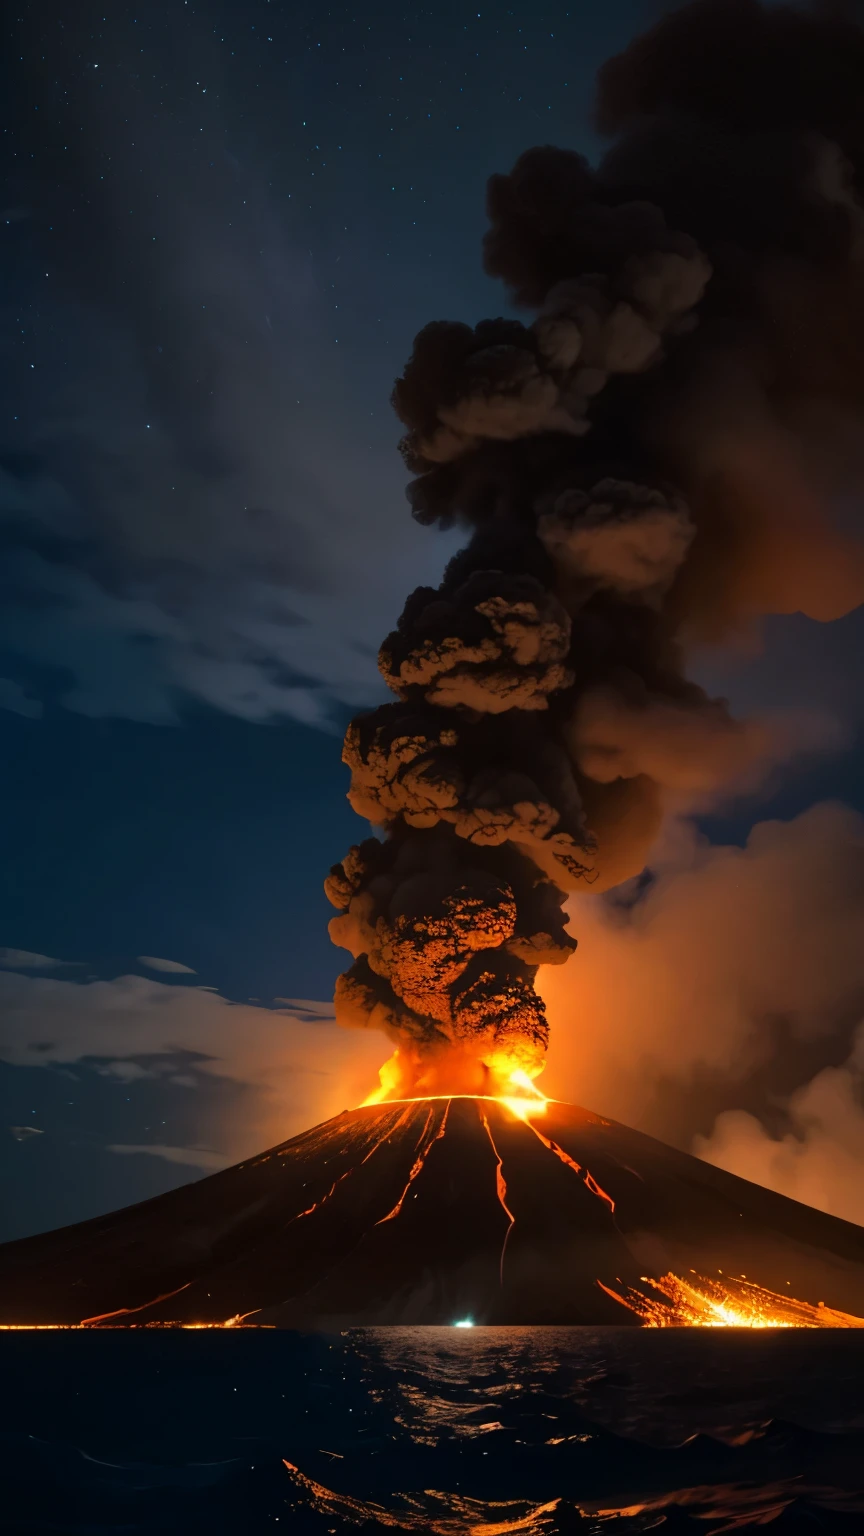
[1,1329,863,1534]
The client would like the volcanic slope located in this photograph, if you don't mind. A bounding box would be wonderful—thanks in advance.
[2,1099,864,1327]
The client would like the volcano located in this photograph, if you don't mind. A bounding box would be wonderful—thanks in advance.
[2,1098,864,1328]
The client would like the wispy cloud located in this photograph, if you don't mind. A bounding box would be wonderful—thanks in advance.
[0,948,68,971]
[0,53,443,731]
[0,965,386,1156]
[108,1143,233,1172]
[137,956,197,975]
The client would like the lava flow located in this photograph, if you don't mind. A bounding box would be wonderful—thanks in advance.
[2,1096,864,1327]
[599,1272,864,1329]
[376,1102,451,1225]
[0,1308,268,1331]
[479,1109,516,1283]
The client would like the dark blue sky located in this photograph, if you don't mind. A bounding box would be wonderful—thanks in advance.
[2,0,863,1243]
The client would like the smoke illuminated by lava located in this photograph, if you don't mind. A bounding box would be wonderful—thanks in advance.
[326,0,864,1099]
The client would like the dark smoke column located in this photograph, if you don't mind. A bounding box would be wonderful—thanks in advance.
[323,168,708,1096]
[326,0,864,1099]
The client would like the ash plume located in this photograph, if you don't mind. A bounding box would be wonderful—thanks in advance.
[327,0,864,1092]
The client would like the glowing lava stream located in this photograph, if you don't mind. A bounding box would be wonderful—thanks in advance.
[523,1121,616,1215]
[598,1271,864,1329]
[0,1312,269,1331]
[359,1073,616,1285]
[16,1109,423,1332]
[376,1102,450,1224]
[79,1282,193,1327]
[479,1109,516,1285]
[290,1104,417,1224]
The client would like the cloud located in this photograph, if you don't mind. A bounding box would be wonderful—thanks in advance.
[0,38,447,731]
[97,1061,159,1083]
[540,802,864,1150]
[9,1126,44,1142]
[108,1143,233,1172]
[4,804,864,1222]
[137,956,197,975]
[0,968,388,1157]
[0,948,65,971]
[695,1026,864,1227]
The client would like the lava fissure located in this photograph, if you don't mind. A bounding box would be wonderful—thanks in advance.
[479,1108,516,1286]
[526,1121,616,1215]
[377,1102,450,1225]
[5,1098,864,1326]
[290,1106,414,1224]
[282,1108,456,1313]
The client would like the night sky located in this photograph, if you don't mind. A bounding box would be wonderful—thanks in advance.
[2,0,863,1245]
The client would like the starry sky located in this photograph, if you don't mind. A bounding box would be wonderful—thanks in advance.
[2,0,863,1244]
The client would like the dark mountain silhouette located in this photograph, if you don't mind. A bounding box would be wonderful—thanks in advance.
[2,1098,863,1327]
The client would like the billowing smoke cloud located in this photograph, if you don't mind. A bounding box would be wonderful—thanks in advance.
[327,0,864,1090]
[540,802,864,1134]
[695,1026,864,1227]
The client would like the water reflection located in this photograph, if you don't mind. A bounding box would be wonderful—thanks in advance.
[3,1329,864,1532]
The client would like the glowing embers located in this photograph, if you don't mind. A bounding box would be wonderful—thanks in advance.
[599,1271,864,1328]
[174,1310,265,1329]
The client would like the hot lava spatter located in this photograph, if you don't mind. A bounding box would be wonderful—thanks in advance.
[599,1271,864,1329]
[2,1097,864,1328]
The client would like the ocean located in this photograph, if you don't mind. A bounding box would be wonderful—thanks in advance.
[2,1327,863,1533]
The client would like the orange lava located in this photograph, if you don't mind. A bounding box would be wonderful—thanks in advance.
[524,1120,615,1213]
[377,1102,450,1224]
[0,1313,270,1330]
[291,1106,415,1222]
[79,1283,193,1327]
[598,1270,864,1328]
[479,1109,516,1283]
[361,1048,407,1105]
[362,1049,550,1123]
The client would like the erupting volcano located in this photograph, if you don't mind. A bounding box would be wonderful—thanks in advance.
[324,0,864,1105]
[4,0,864,1328]
[2,1094,864,1328]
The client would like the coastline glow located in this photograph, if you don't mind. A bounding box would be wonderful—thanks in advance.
[453,1318,474,1328]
